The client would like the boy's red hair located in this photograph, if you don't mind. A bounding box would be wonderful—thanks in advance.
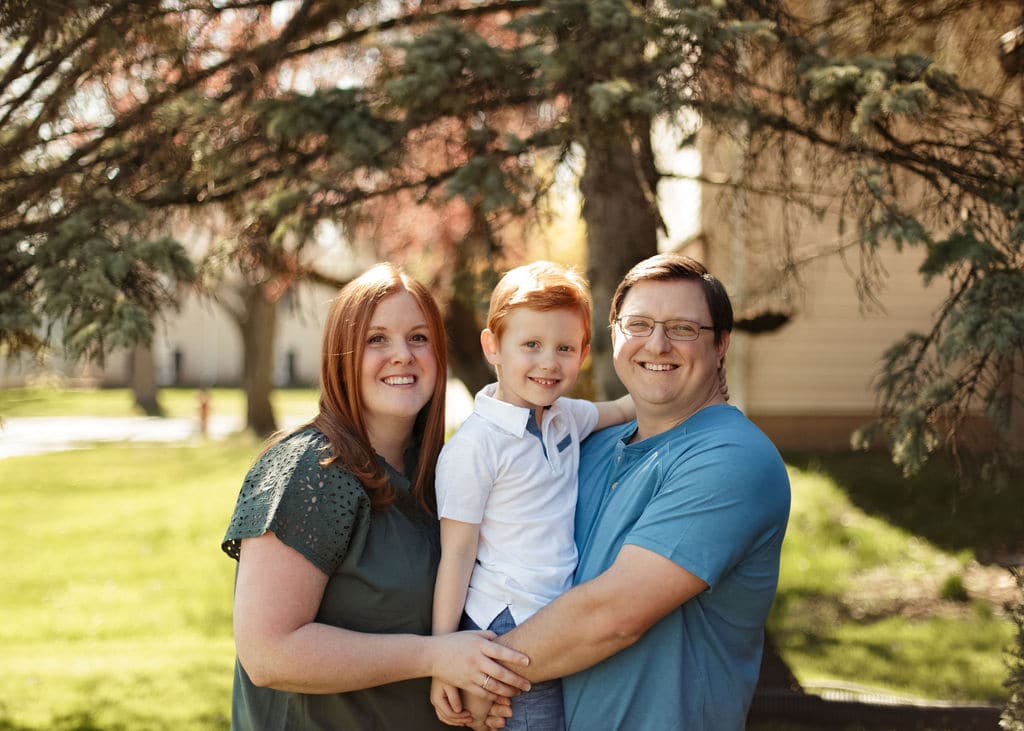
[486,261,592,346]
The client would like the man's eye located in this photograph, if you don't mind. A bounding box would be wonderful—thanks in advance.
[668,323,697,336]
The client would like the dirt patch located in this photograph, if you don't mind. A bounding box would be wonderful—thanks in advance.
[845,560,1021,620]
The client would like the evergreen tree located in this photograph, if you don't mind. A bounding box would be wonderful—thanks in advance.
[2,0,1021,459]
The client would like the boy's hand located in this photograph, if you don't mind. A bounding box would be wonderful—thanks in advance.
[431,677,473,727]
[485,696,512,728]
[464,688,498,731]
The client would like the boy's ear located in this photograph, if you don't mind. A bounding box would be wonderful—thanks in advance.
[581,343,591,362]
[480,329,501,366]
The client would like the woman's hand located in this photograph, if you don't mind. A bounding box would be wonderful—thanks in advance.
[430,630,531,703]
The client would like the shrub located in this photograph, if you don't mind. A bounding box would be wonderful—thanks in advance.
[940,572,970,602]
[1002,568,1024,731]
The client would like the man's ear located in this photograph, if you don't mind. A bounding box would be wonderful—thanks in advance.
[480,329,501,366]
[716,330,731,362]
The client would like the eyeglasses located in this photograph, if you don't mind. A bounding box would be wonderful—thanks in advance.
[614,315,716,341]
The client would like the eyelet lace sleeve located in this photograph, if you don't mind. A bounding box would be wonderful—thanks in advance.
[221,428,370,575]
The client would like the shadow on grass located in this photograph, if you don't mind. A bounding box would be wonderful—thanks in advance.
[783,450,1024,564]
[0,711,125,731]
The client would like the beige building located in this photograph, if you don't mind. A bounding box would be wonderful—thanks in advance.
[698,229,947,449]
[0,282,333,390]
[695,0,1023,450]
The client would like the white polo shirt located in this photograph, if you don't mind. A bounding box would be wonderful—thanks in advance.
[436,383,600,627]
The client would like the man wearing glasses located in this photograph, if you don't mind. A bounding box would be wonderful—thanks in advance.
[488,254,791,731]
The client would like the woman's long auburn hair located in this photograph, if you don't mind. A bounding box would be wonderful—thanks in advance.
[303,263,447,513]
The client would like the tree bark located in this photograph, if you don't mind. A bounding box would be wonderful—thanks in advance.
[238,284,278,437]
[129,344,163,416]
[443,204,500,397]
[445,294,493,396]
[1001,354,1024,452]
[580,118,661,399]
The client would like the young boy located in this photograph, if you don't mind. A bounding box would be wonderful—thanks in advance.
[431,261,634,731]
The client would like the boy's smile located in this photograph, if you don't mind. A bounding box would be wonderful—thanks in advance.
[481,306,589,420]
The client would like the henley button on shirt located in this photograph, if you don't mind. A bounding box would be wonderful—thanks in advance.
[435,383,599,627]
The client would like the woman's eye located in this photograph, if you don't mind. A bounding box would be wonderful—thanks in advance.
[368,334,387,345]
[410,333,429,343]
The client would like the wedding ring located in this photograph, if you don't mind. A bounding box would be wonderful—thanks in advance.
[482,674,492,690]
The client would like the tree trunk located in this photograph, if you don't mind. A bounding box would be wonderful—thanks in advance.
[238,284,278,437]
[1002,354,1024,452]
[445,294,493,396]
[444,204,500,396]
[129,344,162,416]
[580,118,661,399]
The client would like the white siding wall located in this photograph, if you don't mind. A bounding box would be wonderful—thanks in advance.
[738,248,945,415]
[0,282,336,388]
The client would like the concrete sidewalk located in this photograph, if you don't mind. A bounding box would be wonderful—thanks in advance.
[0,379,475,460]
[0,414,254,459]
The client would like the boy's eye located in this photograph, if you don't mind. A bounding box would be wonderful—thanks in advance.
[524,340,539,349]
[557,345,574,353]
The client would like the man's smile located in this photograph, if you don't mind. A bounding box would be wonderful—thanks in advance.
[639,362,678,372]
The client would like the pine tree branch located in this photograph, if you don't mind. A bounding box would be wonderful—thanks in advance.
[0,0,135,137]
[277,0,544,63]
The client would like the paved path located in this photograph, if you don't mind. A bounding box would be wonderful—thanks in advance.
[0,415,251,459]
[0,380,475,460]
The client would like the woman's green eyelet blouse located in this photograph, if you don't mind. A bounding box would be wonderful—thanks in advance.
[222,427,448,730]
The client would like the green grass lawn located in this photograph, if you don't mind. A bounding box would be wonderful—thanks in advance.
[0,438,260,730]
[0,386,319,422]
[0,388,1018,728]
[770,453,1017,703]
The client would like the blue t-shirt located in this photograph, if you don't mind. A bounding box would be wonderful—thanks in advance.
[562,404,791,731]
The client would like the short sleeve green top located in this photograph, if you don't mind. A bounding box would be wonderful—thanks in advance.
[222,427,448,731]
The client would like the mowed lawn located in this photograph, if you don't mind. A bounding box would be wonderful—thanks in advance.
[0,386,319,421]
[768,452,1018,704]
[0,439,260,730]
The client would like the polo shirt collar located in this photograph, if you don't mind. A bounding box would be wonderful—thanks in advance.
[474,382,550,438]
